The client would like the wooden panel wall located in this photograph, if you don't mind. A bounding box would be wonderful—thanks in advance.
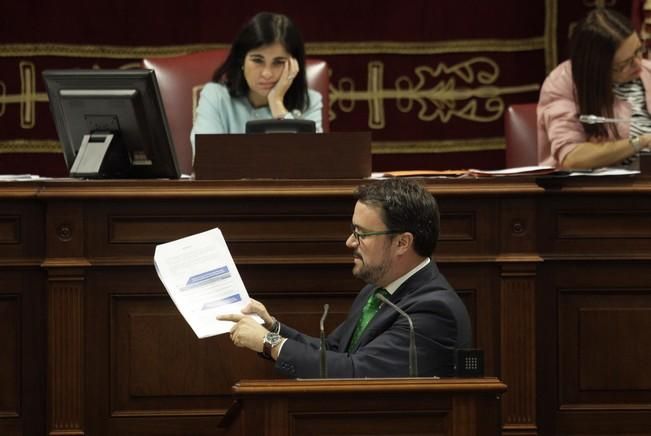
[0,197,46,436]
[3,177,651,435]
[537,186,651,435]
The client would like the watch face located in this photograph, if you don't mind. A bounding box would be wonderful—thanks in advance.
[262,332,282,360]
[265,332,283,346]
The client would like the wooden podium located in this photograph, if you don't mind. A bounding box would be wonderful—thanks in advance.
[194,132,372,179]
[221,378,506,436]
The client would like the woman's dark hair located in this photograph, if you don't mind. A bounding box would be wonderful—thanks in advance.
[355,178,440,257]
[570,8,635,138]
[212,12,309,112]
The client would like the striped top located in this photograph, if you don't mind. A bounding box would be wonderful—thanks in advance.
[612,79,651,137]
[611,79,651,169]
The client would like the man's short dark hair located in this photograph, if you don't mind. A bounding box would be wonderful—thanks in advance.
[355,178,439,257]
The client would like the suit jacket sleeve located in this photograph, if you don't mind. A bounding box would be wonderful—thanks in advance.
[274,262,471,379]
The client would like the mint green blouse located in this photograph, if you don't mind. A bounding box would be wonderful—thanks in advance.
[190,82,323,154]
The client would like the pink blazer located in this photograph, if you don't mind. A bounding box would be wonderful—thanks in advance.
[537,59,651,167]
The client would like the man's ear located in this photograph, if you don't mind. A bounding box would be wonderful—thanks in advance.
[395,232,414,253]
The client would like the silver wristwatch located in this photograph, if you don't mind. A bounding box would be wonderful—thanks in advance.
[262,332,283,360]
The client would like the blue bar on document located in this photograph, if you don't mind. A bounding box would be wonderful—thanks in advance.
[202,294,242,310]
[186,266,231,287]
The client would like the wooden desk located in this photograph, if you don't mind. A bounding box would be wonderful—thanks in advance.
[2,176,651,436]
[227,378,506,436]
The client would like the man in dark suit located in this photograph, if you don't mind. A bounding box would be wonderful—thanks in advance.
[220,178,471,378]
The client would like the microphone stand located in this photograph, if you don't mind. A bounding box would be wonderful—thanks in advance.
[319,304,329,378]
[376,293,418,377]
[578,114,631,124]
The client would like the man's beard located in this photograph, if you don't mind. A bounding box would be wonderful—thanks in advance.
[352,254,391,285]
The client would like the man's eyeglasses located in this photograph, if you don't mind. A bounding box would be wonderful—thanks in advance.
[612,46,647,73]
[350,224,401,243]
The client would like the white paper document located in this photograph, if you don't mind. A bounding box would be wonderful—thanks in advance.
[567,167,640,176]
[0,174,46,181]
[467,165,556,176]
[154,227,262,338]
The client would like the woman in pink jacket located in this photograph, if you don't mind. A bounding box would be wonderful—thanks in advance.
[538,8,651,169]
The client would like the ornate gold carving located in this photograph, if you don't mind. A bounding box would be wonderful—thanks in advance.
[368,62,385,128]
[307,38,545,55]
[0,62,48,130]
[583,0,616,7]
[0,139,61,153]
[0,81,5,117]
[545,0,559,73]
[0,39,545,59]
[20,61,37,128]
[0,43,229,58]
[331,59,540,129]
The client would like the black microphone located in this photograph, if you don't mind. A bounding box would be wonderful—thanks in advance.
[375,293,418,377]
[319,303,329,378]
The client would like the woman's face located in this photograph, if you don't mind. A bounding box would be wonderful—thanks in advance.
[612,33,644,84]
[243,42,291,107]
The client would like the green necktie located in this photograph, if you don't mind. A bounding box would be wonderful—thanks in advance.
[348,288,388,351]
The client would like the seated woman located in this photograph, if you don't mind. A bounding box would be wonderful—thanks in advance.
[538,8,651,169]
[190,12,323,151]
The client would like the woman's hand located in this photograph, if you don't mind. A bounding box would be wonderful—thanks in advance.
[639,133,651,150]
[267,57,299,118]
[562,133,651,169]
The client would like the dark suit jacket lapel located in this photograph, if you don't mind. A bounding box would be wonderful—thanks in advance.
[389,261,436,304]
[355,262,437,348]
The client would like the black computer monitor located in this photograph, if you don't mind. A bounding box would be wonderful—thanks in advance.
[43,69,181,179]
[245,119,316,134]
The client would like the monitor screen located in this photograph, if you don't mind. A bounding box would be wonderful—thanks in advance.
[43,69,181,179]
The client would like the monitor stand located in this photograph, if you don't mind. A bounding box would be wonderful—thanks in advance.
[70,132,129,178]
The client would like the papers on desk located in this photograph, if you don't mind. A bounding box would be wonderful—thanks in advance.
[373,166,556,178]
[467,165,556,176]
[154,227,262,338]
[0,174,46,181]
[373,165,640,179]
[373,169,468,178]
[564,167,639,176]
